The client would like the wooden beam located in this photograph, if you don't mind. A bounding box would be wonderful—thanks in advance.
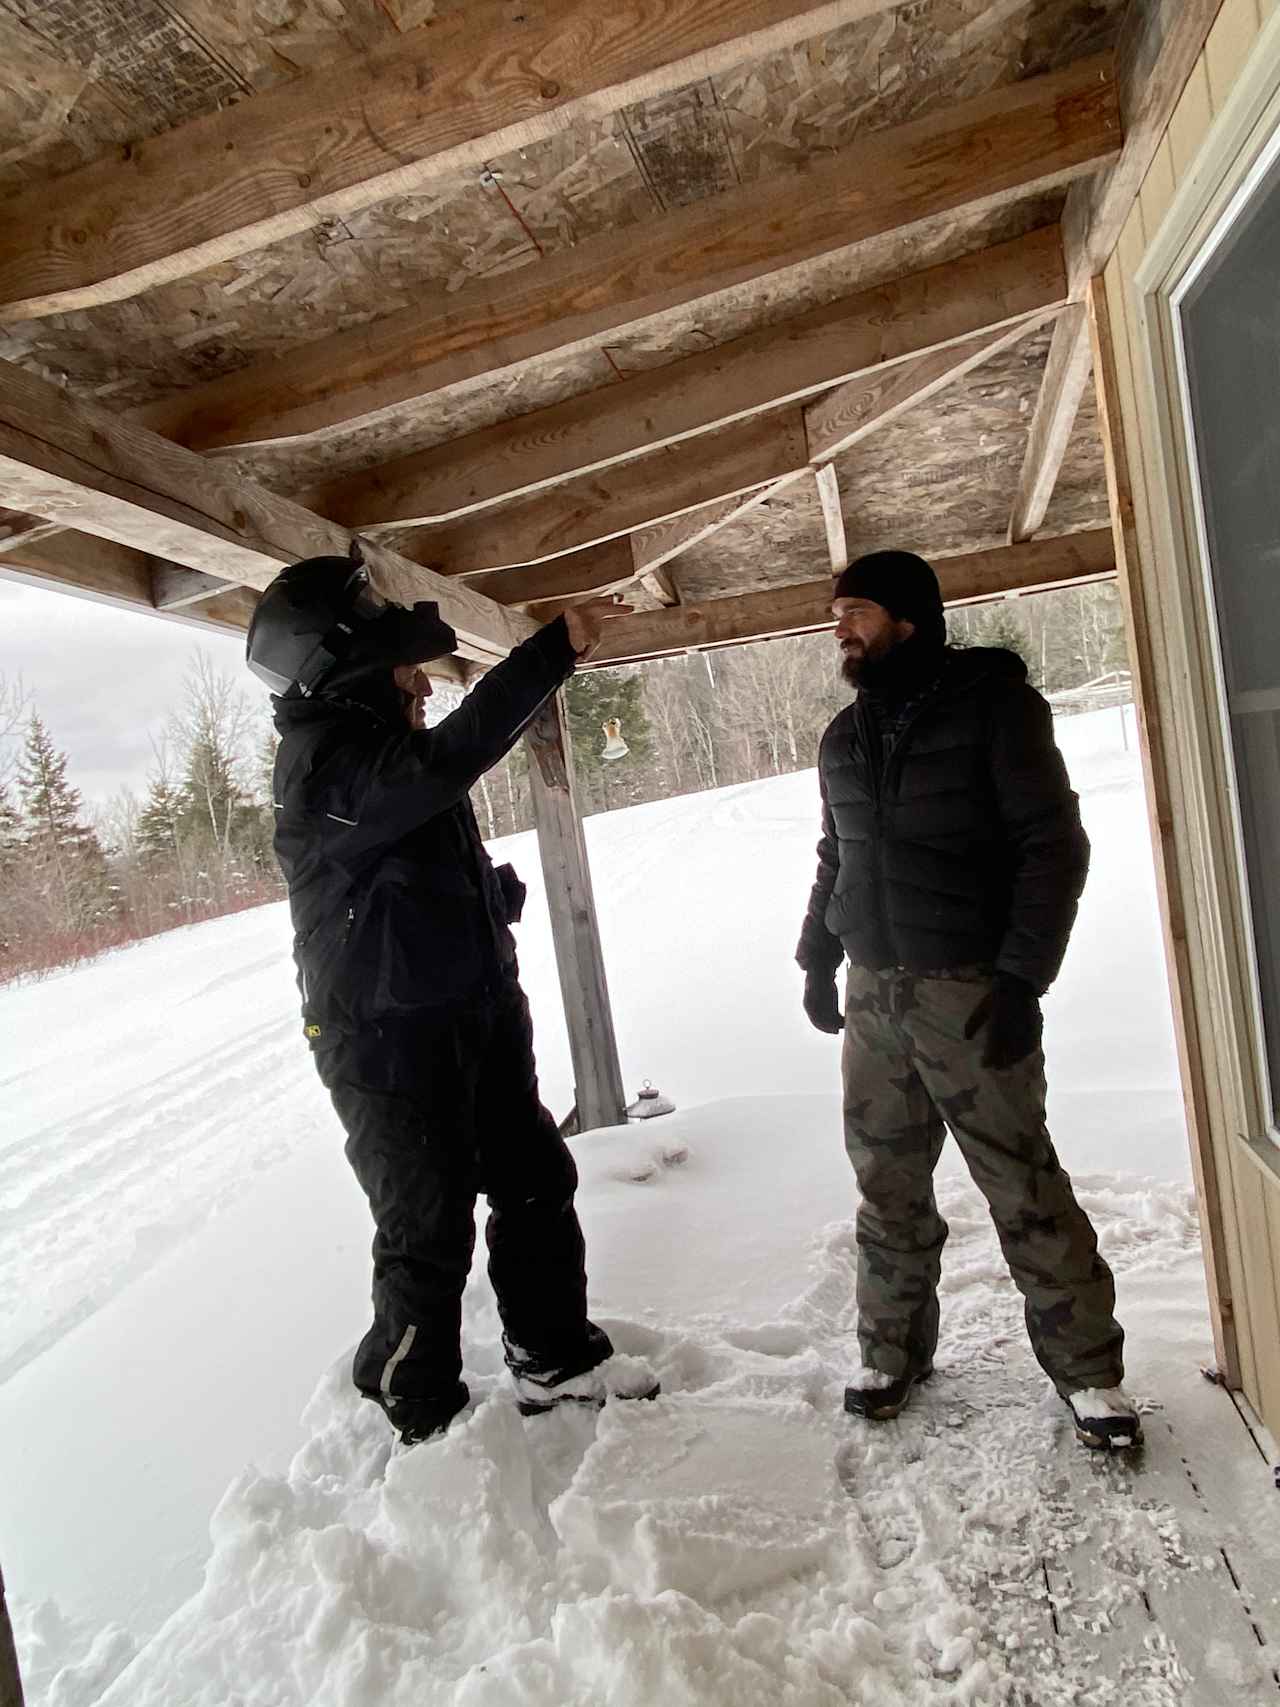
[402,410,808,573]
[0,2,909,323]
[805,315,1055,463]
[0,509,61,556]
[583,528,1117,663]
[814,465,848,574]
[1087,271,1238,1380]
[310,226,1068,529]
[143,61,1113,452]
[151,564,230,609]
[1009,1,1224,540]
[467,538,639,606]
[1007,303,1093,543]
[639,563,680,607]
[525,695,627,1131]
[0,357,532,665]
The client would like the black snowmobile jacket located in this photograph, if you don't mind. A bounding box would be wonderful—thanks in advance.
[796,646,1089,995]
[271,617,578,1037]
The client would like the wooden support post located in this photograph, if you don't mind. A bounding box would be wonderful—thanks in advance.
[0,1566,24,1707]
[525,694,627,1131]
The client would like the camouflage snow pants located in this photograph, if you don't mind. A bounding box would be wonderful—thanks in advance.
[842,965,1124,1396]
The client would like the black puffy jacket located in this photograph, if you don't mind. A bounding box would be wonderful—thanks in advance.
[796,647,1089,995]
[271,618,577,1036]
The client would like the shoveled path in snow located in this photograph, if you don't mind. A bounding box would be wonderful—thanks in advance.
[70,1105,1280,1707]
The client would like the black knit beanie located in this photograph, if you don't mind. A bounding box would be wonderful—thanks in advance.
[833,550,945,645]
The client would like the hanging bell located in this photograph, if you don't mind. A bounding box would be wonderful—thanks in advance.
[601,716,629,761]
[626,1080,675,1120]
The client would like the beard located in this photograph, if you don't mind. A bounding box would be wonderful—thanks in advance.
[840,636,889,687]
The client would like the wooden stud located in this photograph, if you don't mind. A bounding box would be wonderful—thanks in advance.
[814,465,848,574]
[1007,304,1093,543]
[466,539,640,606]
[141,61,1108,452]
[525,695,628,1132]
[308,228,1068,529]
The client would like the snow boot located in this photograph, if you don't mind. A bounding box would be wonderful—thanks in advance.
[843,1363,932,1421]
[505,1324,660,1416]
[375,1379,470,1446]
[1065,1386,1143,1451]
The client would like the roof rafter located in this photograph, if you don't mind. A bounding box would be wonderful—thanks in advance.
[0,1,910,322]
[138,58,1115,453]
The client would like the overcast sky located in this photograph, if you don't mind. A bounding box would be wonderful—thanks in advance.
[0,581,256,813]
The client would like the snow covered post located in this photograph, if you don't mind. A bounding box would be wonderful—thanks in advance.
[0,1565,23,1707]
[525,692,627,1131]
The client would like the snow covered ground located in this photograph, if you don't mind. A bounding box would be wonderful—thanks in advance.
[5,706,1276,1703]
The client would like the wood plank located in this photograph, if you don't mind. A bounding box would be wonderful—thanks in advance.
[388,409,810,571]
[640,563,681,607]
[525,695,627,1131]
[142,61,1110,452]
[0,1,908,321]
[804,314,1055,463]
[584,529,1116,664]
[467,538,640,606]
[1138,134,1177,241]
[1088,272,1240,1381]
[1007,303,1093,543]
[151,564,229,609]
[309,227,1068,528]
[814,465,848,574]
[0,356,532,665]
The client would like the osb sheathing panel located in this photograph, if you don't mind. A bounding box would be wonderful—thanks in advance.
[1,2,1121,423]
[669,322,1108,600]
[217,194,1069,495]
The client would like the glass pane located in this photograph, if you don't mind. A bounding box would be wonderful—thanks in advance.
[1181,143,1280,1131]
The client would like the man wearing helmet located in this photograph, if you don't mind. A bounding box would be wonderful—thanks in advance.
[247,552,655,1444]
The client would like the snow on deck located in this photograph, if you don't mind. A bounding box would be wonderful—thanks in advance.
[4,709,1279,1703]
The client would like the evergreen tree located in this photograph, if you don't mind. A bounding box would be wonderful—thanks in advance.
[16,712,112,930]
[136,774,186,869]
[0,783,21,875]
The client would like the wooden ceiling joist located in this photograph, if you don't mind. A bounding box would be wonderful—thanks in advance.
[311,227,1068,530]
[467,538,640,607]
[0,357,531,664]
[151,565,233,610]
[141,59,1115,454]
[1008,0,1225,543]
[407,409,809,574]
[0,1,912,323]
[585,527,1117,665]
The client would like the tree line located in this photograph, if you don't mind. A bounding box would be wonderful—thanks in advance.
[0,579,1128,982]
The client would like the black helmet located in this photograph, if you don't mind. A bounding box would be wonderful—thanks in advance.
[246,550,457,698]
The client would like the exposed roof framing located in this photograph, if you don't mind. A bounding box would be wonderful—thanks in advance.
[1008,0,1227,542]
[0,357,529,664]
[308,227,1067,531]
[586,527,1117,664]
[133,56,1115,454]
[0,1,912,322]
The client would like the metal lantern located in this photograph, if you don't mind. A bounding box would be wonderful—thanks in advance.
[601,716,629,761]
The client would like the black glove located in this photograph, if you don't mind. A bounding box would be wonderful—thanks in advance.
[963,973,1042,1070]
[803,970,844,1035]
[494,862,527,925]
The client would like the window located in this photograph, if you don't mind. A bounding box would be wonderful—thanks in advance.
[1180,141,1280,1135]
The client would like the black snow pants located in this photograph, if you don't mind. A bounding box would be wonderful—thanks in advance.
[313,978,595,1422]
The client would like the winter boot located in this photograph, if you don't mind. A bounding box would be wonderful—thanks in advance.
[843,1362,933,1421]
[372,1379,470,1446]
[505,1324,660,1416]
[1065,1386,1143,1451]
